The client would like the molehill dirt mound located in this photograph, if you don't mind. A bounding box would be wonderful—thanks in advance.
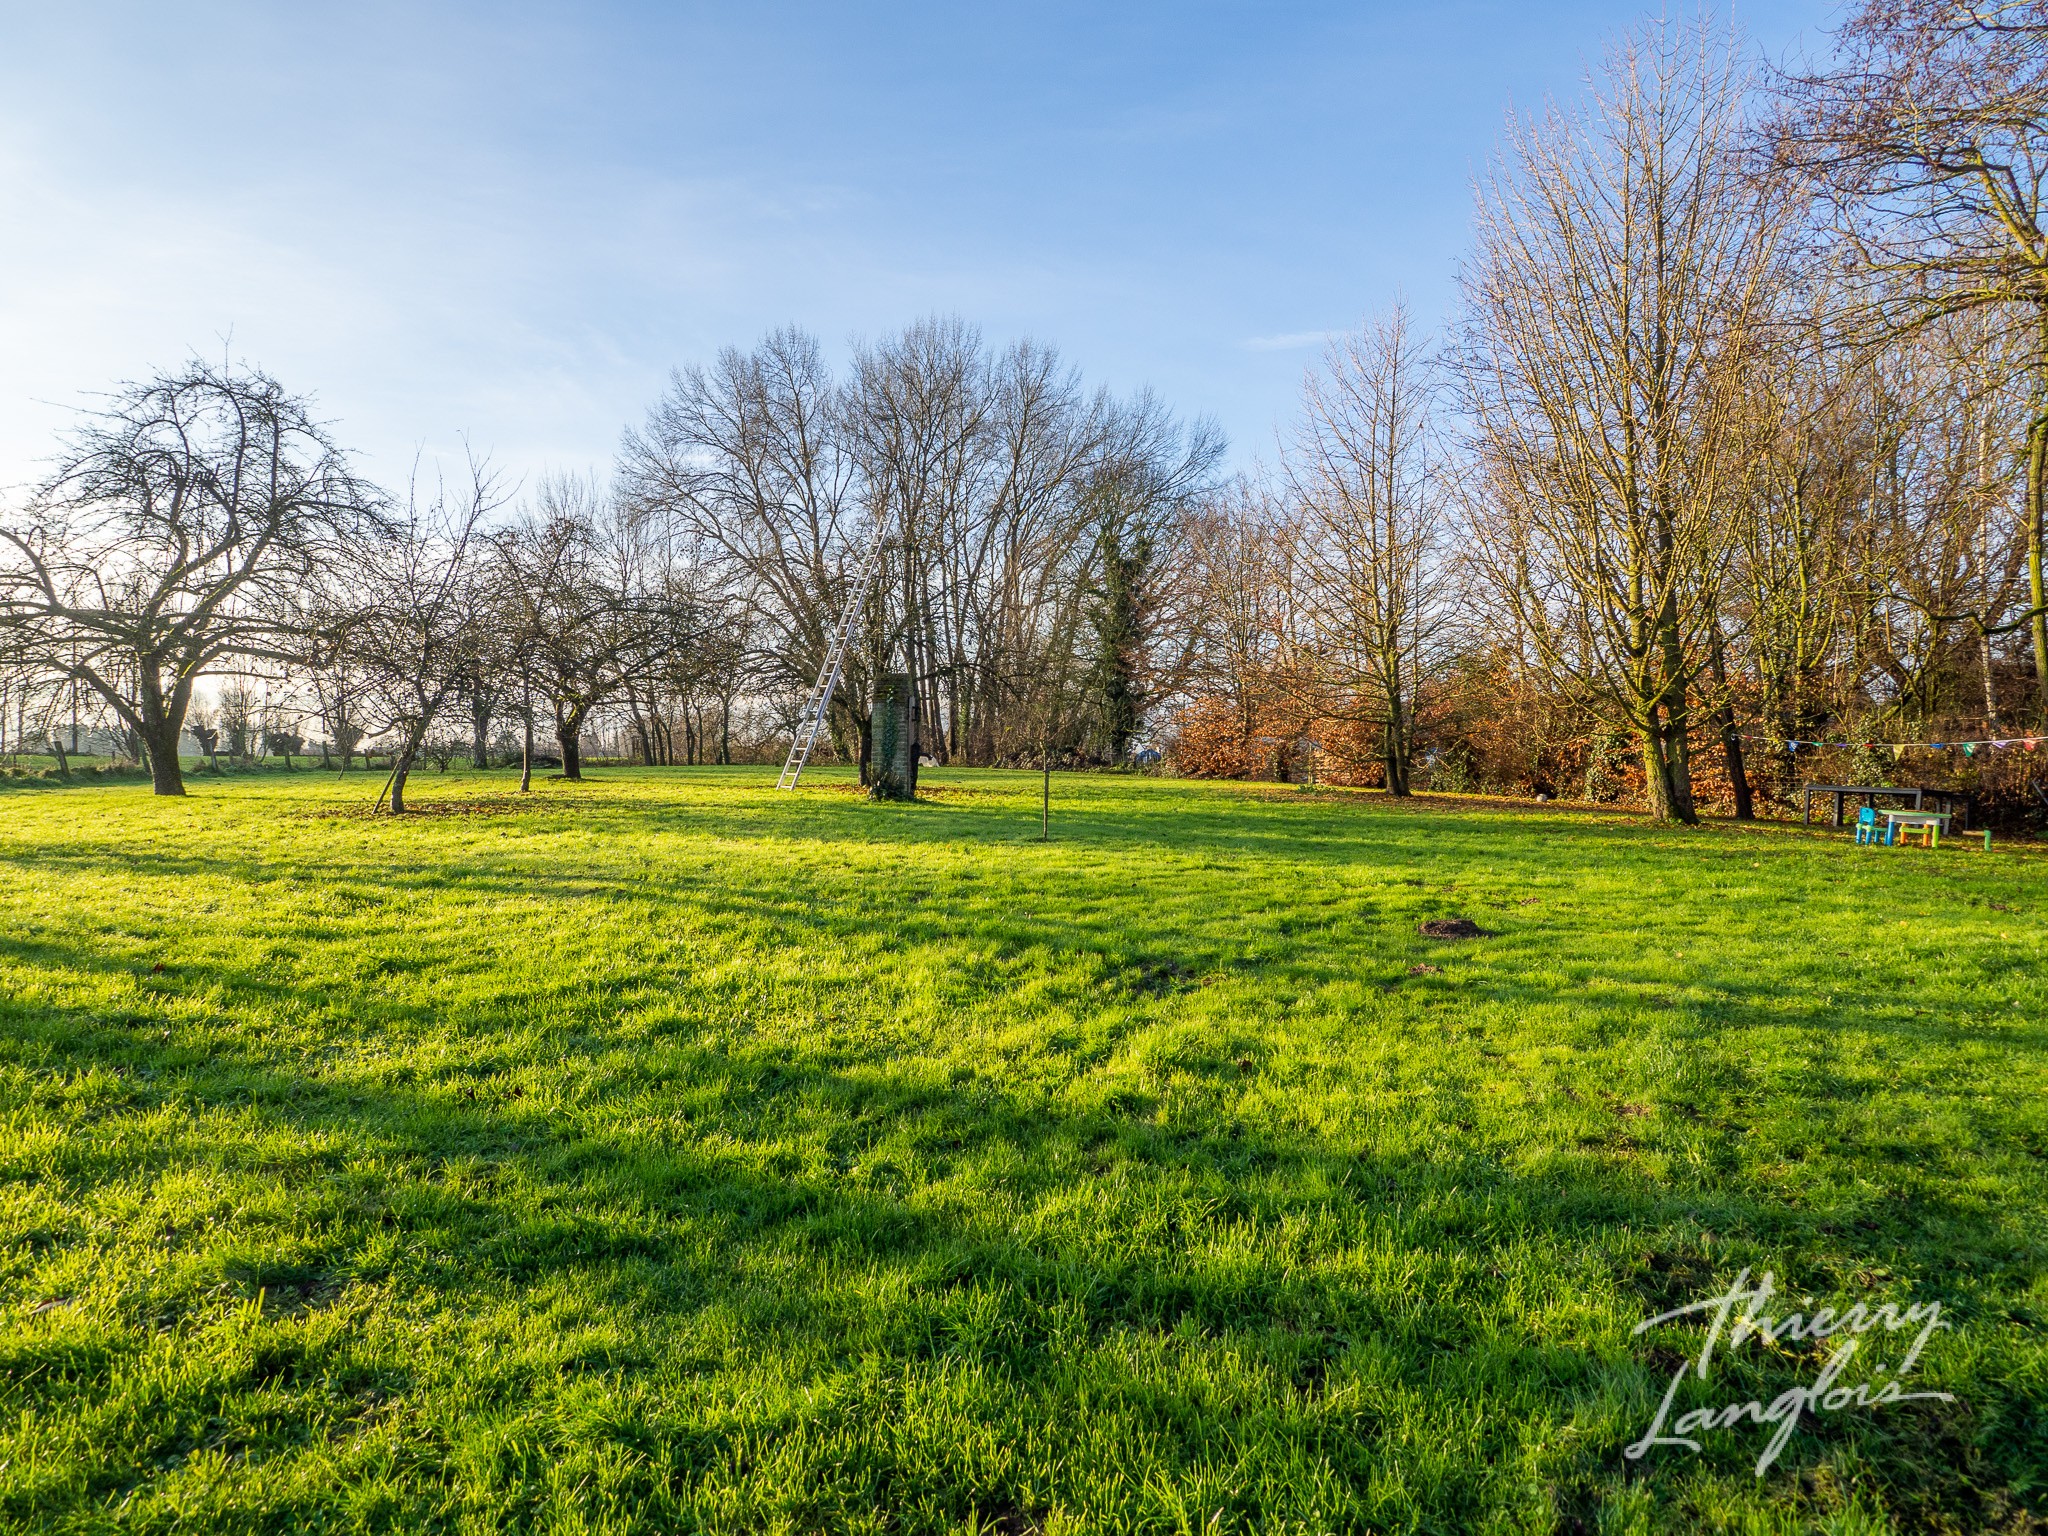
[1417,918,1492,939]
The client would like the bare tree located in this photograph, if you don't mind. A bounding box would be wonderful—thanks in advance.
[1843,317,2034,728]
[619,329,870,766]
[182,700,216,768]
[942,341,1106,763]
[343,460,502,814]
[1773,1,2048,713]
[626,594,752,765]
[462,660,505,769]
[496,474,701,780]
[843,316,997,768]
[260,699,305,768]
[622,322,1220,777]
[0,362,380,794]
[1460,20,1783,822]
[310,659,371,769]
[216,678,258,762]
[1178,481,1300,772]
[1283,307,1456,794]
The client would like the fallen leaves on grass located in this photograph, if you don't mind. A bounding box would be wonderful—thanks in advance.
[307,798,554,820]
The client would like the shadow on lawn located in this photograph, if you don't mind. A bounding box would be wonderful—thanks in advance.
[12,853,2045,1125]
[3,916,2042,1529]
[0,780,1935,903]
[1,939,2021,1325]
[15,804,2044,1050]
[14,769,2027,912]
[6,787,2044,1524]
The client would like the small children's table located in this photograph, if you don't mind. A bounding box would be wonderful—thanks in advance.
[1882,809,1950,847]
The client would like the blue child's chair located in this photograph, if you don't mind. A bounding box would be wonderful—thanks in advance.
[1855,806,1880,845]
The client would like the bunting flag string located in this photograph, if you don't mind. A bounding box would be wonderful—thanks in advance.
[1736,733,2043,755]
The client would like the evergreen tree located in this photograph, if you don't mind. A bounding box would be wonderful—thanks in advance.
[1087,518,1152,762]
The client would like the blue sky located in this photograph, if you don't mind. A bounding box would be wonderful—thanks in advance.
[1,1,1838,497]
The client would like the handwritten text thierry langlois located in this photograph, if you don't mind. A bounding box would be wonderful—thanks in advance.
[1625,1266,1954,1477]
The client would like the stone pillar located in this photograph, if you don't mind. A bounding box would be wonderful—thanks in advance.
[870,673,919,801]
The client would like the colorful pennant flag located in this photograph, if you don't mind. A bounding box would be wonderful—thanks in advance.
[1735,732,2045,753]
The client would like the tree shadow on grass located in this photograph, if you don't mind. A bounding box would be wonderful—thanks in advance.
[4,951,2028,1324]
[3,800,2044,1528]
[10,826,2044,1095]
[7,799,2047,1083]
[1,924,2042,1528]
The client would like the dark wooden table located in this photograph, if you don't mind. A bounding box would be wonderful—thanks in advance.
[1801,784,1975,830]
[1918,788,1976,831]
[1802,784,1922,827]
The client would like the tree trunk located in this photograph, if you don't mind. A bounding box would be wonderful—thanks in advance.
[1383,718,1410,796]
[1639,715,1699,825]
[140,702,187,796]
[1982,626,2001,729]
[1042,747,1051,840]
[1719,712,1751,821]
[519,701,534,793]
[558,719,583,780]
[1666,715,1698,823]
[1640,721,1675,820]
[472,699,491,769]
[1382,664,1411,796]
[1652,597,1699,823]
[1709,626,1752,820]
[382,717,435,813]
[2028,386,2048,723]
[147,733,186,794]
[630,699,653,766]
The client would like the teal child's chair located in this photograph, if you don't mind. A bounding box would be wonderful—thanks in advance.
[1855,806,1880,845]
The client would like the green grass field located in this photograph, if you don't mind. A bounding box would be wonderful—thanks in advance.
[1,768,2043,1534]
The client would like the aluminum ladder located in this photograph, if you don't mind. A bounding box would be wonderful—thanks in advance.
[777,536,884,789]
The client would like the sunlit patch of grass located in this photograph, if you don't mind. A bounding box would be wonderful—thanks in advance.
[0,766,2043,1533]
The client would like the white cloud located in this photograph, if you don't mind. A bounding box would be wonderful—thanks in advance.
[1242,329,1341,352]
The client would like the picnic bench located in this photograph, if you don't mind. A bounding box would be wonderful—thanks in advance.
[1802,784,1975,831]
